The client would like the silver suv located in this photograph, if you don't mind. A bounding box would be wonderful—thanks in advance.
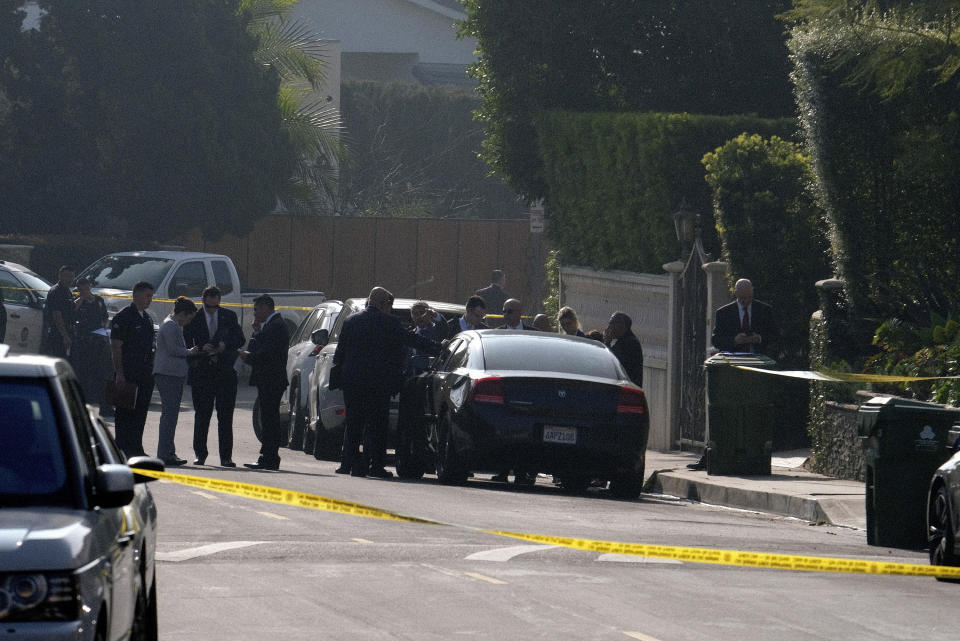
[0,348,163,640]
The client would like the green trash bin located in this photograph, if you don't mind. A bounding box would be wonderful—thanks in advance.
[858,396,960,548]
[704,353,777,475]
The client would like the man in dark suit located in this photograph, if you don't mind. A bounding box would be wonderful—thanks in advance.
[497,298,535,330]
[711,279,778,355]
[334,287,442,478]
[446,295,489,337]
[240,295,289,470]
[109,281,156,457]
[184,286,246,467]
[475,269,508,315]
[605,312,644,387]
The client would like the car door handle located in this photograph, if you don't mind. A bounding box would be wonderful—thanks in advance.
[117,530,136,547]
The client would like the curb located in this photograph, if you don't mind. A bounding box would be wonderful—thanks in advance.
[650,470,863,528]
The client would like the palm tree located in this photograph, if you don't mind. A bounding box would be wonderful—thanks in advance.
[240,0,348,215]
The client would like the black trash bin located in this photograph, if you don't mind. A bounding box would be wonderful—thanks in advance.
[704,353,777,475]
[859,396,960,548]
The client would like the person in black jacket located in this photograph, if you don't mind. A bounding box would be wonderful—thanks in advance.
[605,311,644,387]
[109,281,156,457]
[183,286,246,467]
[711,278,778,356]
[497,298,535,331]
[334,287,442,478]
[446,295,489,337]
[475,269,508,316]
[240,295,289,471]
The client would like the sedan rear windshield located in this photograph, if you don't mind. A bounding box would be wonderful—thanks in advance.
[78,255,175,290]
[481,335,622,379]
[0,381,71,506]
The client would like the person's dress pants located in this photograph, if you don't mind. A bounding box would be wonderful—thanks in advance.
[115,375,154,458]
[154,374,185,460]
[191,371,238,462]
[257,385,284,466]
[341,385,391,473]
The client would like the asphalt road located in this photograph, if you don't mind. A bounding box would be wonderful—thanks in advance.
[135,387,953,641]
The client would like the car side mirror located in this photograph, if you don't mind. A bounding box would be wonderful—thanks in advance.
[127,455,166,484]
[311,328,329,347]
[93,464,135,508]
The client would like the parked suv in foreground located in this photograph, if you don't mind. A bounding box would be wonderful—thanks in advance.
[0,347,164,640]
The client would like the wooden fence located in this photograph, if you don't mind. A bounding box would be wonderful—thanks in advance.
[180,214,548,310]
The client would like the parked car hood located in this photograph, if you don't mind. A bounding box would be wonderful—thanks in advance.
[0,507,108,571]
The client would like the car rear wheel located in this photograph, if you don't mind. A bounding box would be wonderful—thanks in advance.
[928,484,959,575]
[435,416,467,485]
[287,382,305,451]
[130,569,158,641]
[313,415,341,461]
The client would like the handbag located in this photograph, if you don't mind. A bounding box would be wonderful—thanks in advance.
[104,380,138,409]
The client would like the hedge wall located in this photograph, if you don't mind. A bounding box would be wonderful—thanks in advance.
[535,112,795,273]
[790,21,960,345]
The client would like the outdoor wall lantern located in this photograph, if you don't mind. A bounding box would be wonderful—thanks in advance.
[672,199,699,254]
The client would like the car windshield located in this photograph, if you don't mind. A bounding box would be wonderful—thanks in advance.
[78,255,175,290]
[13,269,52,301]
[0,380,71,507]
[480,334,622,379]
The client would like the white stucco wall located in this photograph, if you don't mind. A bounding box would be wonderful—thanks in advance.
[292,0,477,64]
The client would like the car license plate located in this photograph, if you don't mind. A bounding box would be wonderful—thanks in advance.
[543,425,577,445]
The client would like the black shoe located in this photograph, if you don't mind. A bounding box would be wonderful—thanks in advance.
[162,457,187,467]
[350,468,368,477]
[244,460,280,471]
[686,459,706,471]
[515,472,535,486]
[193,457,207,466]
[335,466,351,475]
[220,460,236,468]
[367,468,394,479]
[491,473,508,483]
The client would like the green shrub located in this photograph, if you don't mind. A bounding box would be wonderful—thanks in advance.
[702,133,831,368]
[536,112,795,273]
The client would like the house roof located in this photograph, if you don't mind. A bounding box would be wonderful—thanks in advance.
[402,0,466,20]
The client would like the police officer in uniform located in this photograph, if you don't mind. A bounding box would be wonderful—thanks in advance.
[110,281,156,457]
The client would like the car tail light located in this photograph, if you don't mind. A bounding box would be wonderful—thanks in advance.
[471,377,504,404]
[617,387,646,414]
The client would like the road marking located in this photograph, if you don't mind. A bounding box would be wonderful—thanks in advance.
[598,554,682,565]
[157,541,268,562]
[191,491,219,500]
[622,632,666,641]
[420,563,462,578]
[352,537,373,543]
[464,572,508,585]
[257,511,289,520]
[465,544,559,562]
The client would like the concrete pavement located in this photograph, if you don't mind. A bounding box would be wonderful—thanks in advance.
[645,449,866,530]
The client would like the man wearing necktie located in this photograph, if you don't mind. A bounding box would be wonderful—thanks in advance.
[711,279,778,356]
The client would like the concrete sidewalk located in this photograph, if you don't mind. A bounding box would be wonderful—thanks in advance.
[645,449,866,530]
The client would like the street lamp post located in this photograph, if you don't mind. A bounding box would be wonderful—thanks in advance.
[672,199,699,257]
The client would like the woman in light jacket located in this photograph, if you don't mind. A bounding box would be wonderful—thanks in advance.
[154,296,199,466]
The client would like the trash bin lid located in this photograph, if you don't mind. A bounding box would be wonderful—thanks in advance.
[704,353,777,369]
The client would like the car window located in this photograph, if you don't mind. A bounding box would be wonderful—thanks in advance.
[168,261,207,299]
[480,335,622,379]
[60,377,101,472]
[0,268,32,305]
[435,339,463,372]
[446,340,470,370]
[0,380,71,506]
[330,302,362,342]
[78,255,175,290]
[291,309,317,345]
[210,260,235,297]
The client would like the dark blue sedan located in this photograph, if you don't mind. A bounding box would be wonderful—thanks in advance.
[401,330,649,498]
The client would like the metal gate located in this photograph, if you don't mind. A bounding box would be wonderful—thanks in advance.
[677,239,708,448]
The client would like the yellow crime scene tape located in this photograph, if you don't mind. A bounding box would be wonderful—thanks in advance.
[137,468,960,580]
[718,355,960,384]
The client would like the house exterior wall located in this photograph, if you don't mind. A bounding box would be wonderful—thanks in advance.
[292,0,477,65]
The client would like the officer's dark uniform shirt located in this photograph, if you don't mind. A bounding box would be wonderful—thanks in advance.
[110,303,155,381]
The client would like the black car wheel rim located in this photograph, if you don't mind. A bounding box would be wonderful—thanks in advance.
[930,487,952,565]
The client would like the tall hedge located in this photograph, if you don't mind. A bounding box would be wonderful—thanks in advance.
[790,20,960,344]
[702,133,831,367]
[535,112,794,273]
[338,81,525,219]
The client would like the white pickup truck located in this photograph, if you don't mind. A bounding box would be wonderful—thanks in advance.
[76,251,324,341]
